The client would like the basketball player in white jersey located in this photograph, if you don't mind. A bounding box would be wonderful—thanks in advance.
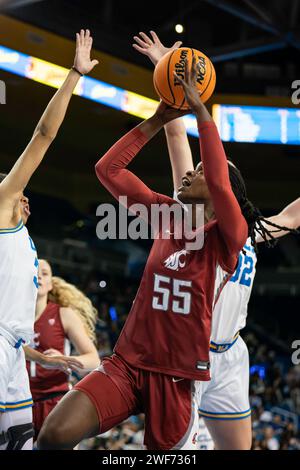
[0,29,98,450]
[133,31,300,450]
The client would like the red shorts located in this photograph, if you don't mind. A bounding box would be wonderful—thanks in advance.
[74,354,199,450]
[33,392,66,439]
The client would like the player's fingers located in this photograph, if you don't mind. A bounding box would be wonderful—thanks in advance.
[184,58,190,83]
[173,71,187,88]
[171,40,183,50]
[86,37,92,52]
[64,356,84,368]
[91,59,99,68]
[132,44,148,54]
[150,30,160,44]
[43,349,55,355]
[76,32,80,47]
[133,36,149,48]
[80,29,85,45]
[85,29,91,47]
[139,31,152,45]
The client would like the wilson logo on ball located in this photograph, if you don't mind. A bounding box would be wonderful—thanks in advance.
[174,49,188,83]
[153,47,216,110]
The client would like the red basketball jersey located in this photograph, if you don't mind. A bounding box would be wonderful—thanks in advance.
[26,302,70,399]
[96,123,248,381]
[115,220,230,381]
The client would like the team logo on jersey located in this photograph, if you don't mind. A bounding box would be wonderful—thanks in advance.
[33,332,40,348]
[164,249,189,271]
[192,433,198,445]
[48,318,55,326]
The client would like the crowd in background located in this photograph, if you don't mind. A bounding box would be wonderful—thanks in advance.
[69,274,300,450]
[36,236,300,451]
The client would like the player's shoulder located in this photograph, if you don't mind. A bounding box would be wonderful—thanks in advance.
[59,307,80,326]
[59,306,76,318]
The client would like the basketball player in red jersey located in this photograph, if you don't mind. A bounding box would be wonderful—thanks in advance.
[37,57,248,450]
[133,31,300,450]
[24,259,100,439]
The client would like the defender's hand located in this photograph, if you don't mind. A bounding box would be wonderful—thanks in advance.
[42,354,84,373]
[73,29,99,75]
[133,30,182,66]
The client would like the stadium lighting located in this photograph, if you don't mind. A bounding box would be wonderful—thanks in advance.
[0,44,299,144]
[175,24,184,34]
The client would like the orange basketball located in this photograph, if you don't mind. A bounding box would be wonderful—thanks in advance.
[153,47,216,109]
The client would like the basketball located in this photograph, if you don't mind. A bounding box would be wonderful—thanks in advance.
[153,47,216,109]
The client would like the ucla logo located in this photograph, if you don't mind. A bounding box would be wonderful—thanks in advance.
[164,249,189,271]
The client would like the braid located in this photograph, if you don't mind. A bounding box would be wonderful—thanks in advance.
[227,162,299,253]
[255,217,300,246]
[239,198,265,253]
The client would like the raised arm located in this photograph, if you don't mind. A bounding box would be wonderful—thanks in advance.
[176,56,248,263]
[133,31,194,191]
[0,29,98,201]
[256,197,300,243]
[95,102,186,209]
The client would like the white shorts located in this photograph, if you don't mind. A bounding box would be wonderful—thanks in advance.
[196,336,251,420]
[0,335,33,413]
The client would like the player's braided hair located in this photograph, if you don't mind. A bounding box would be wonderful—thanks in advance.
[227,163,299,253]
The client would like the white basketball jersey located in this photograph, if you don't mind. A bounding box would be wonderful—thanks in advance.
[0,220,38,343]
[212,237,257,343]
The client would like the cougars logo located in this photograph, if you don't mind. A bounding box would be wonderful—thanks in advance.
[164,249,189,271]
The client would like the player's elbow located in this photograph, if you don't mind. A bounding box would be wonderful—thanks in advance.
[95,159,106,183]
[35,125,57,142]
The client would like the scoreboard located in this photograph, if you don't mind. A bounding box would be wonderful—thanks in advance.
[212,104,300,145]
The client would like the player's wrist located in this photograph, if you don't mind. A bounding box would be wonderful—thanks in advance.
[151,112,166,127]
[71,65,84,77]
[38,353,48,366]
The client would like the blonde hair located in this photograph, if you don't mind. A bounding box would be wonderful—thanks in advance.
[48,275,98,343]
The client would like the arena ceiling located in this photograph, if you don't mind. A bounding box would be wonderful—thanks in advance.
[4,0,300,71]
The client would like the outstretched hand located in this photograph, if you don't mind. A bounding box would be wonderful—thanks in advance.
[133,30,182,65]
[73,29,99,75]
[174,55,203,115]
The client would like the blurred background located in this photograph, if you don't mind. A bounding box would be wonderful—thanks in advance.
[0,0,300,450]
